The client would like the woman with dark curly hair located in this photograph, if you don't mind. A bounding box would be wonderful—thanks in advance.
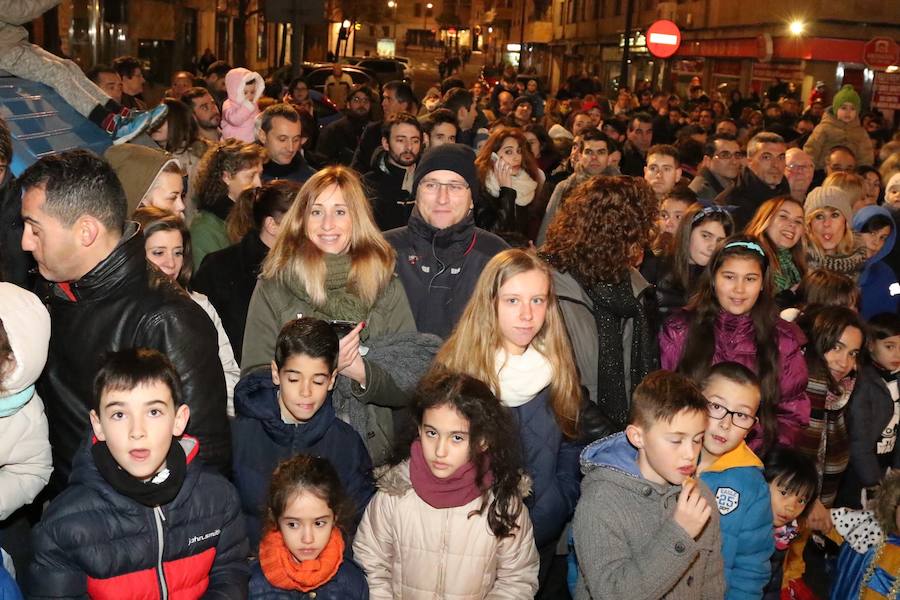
[189,139,266,268]
[539,175,660,430]
[473,126,544,239]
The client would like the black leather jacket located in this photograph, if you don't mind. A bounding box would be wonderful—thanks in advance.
[38,225,231,491]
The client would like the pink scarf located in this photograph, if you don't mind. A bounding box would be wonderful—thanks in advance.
[408,439,493,509]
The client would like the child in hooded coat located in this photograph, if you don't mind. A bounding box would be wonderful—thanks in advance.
[852,205,900,319]
[221,67,265,143]
[0,283,52,577]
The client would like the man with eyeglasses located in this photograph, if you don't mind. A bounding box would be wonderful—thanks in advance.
[690,134,743,204]
[536,130,612,245]
[384,144,508,337]
[315,85,375,166]
[784,148,815,202]
[825,145,857,177]
[715,132,791,229]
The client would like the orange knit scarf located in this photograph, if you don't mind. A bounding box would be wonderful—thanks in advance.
[258,527,345,592]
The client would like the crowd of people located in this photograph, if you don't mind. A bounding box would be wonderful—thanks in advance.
[0,35,900,600]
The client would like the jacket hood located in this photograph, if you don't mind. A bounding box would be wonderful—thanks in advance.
[580,432,642,478]
[853,204,897,267]
[225,68,264,105]
[702,441,763,474]
[0,283,50,395]
[105,144,179,216]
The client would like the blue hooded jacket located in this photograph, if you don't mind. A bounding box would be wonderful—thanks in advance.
[852,205,900,319]
[231,372,375,551]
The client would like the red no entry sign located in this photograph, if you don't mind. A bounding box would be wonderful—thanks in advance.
[647,19,681,58]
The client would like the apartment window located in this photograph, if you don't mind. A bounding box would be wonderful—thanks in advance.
[615,0,623,15]
[382,25,390,37]
[571,0,579,22]
[414,2,422,16]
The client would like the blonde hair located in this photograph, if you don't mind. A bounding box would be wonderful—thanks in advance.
[805,207,855,260]
[433,249,582,438]
[260,166,395,307]
[823,172,864,208]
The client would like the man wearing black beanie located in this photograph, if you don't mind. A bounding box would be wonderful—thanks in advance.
[385,144,508,337]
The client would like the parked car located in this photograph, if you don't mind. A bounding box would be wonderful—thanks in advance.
[355,58,411,87]
[304,65,381,94]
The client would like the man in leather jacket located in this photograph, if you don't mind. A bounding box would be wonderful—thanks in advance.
[19,150,230,494]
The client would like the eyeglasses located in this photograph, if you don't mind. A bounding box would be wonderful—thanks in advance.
[350,96,371,104]
[714,151,746,160]
[786,163,813,172]
[419,180,470,198]
[707,401,758,430]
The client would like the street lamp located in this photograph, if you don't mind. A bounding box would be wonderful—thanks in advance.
[789,20,805,35]
[387,0,398,40]
[423,2,433,46]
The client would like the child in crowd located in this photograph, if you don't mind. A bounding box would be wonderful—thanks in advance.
[353,371,540,598]
[28,348,248,597]
[803,85,875,170]
[133,207,240,416]
[250,454,369,599]
[830,471,900,598]
[657,187,696,238]
[572,370,725,599]
[432,249,582,582]
[761,448,819,600]
[781,268,861,322]
[232,318,374,551]
[0,284,52,578]
[841,312,900,509]
[659,236,810,454]
[853,206,900,318]
[696,362,774,599]
[221,67,265,142]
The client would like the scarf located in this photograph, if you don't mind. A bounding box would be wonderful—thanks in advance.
[583,275,654,430]
[408,438,492,509]
[321,253,370,341]
[484,169,538,206]
[807,246,867,279]
[774,521,800,551]
[773,247,802,293]
[495,346,553,407]
[91,438,186,507]
[258,527,345,592]
[0,384,35,417]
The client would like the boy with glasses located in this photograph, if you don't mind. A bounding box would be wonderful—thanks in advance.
[697,362,774,600]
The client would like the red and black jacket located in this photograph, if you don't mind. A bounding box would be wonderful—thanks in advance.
[28,436,249,599]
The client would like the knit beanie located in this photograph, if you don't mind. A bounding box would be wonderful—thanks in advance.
[832,84,860,114]
[412,143,479,199]
[804,185,853,224]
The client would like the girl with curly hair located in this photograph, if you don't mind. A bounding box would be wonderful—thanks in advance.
[659,235,810,456]
[540,175,660,430]
[250,454,369,598]
[431,249,582,586]
[353,370,540,598]
[190,139,266,268]
[473,126,544,239]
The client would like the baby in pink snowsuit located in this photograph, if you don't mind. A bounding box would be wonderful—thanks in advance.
[220,67,264,143]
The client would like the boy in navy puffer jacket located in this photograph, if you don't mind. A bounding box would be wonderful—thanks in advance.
[28,348,248,599]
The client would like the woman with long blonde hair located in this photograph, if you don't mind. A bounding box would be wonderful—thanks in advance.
[242,166,422,465]
[432,248,582,587]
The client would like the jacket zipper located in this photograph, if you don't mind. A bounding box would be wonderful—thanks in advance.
[154,505,169,600]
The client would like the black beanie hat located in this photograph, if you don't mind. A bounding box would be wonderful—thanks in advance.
[412,143,479,199]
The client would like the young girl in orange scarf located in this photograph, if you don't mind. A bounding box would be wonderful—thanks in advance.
[250,455,368,599]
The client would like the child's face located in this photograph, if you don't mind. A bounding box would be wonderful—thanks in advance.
[244,80,257,101]
[870,335,900,372]
[824,325,863,382]
[278,491,335,562]
[658,199,689,235]
[496,268,550,356]
[688,220,727,267]
[272,354,337,423]
[418,404,472,479]
[886,175,900,208]
[701,375,760,458]
[769,479,809,527]
[90,381,189,479]
[714,257,763,316]
[627,408,707,486]
[836,102,857,124]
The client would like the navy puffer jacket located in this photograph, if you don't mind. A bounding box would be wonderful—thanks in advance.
[231,372,375,550]
[28,437,249,599]
[510,387,584,548]
[248,558,369,599]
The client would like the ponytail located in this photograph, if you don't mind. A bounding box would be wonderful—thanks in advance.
[226,187,257,242]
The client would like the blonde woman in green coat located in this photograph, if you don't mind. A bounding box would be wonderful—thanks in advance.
[242,165,420,464]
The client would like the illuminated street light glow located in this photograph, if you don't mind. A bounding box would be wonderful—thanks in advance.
[789,20,805,35]
[342,19,352,28]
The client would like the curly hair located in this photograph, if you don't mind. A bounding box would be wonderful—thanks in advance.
[193,139,266,210]
[541,175,658,286]
[265,454,356,534]
[392,369,525,539]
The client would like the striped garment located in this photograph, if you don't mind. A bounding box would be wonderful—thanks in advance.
[795,374,855,507]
